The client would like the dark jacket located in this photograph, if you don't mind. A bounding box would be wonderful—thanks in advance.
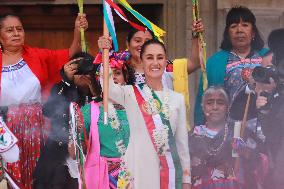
[260,94,284,189]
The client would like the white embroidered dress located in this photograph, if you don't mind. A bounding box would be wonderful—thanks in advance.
[108,77,190,189]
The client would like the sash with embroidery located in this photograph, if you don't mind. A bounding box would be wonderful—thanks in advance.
[133,84,182,189]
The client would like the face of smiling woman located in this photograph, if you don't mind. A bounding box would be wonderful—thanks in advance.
[141,43,167,81]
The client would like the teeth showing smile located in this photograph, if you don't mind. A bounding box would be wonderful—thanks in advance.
[151,68,160,71]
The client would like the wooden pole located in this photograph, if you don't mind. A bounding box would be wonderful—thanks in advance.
[103,21,110,125]
[233,93,251,178]
[77,0,87,52]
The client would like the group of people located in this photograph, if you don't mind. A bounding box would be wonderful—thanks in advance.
[0,5,283,189]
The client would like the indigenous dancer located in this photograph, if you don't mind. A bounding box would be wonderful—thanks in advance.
[190,86,267,189]
[105,39,190,189]
[0,13,88,189]
[83,51,135,189]
[33,52,98,189]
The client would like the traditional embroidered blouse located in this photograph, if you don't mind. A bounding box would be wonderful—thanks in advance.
[224,51,262,102]
[1,59,41,106]
[82,104,130,157]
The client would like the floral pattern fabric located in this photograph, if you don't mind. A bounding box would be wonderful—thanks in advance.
[6,103,46,189]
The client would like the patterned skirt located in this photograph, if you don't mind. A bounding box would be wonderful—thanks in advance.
[107,158,121,189]
[5,103,46,189]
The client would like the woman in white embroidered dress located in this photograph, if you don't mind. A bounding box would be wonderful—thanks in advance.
[0,13,88,189]
[105,39,190,189]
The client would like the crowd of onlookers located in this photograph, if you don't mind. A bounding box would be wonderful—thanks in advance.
[0,4,284,189]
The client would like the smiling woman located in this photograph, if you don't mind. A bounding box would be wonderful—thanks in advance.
[106,39,191,189]
[140,40,167,89]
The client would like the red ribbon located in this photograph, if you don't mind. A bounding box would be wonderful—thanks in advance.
[104,0,145,32]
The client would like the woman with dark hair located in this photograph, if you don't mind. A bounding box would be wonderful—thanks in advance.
[99,39,190,188]
[195,6,268,125]
[0,13,88,188]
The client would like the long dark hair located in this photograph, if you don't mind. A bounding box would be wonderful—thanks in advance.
[220,6,264,51]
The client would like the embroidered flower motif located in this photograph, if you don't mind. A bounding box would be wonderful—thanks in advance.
[116,139,126,155]
[152,124,169,155]
[117,178,127,188]
[108,102,120,130]
[142,85,170,156]
[117,158,133,189]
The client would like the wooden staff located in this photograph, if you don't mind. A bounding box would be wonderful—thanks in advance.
[77,0,87,52]
[234,92,252,178]
[103,21,110,125]
[192,0,208,90]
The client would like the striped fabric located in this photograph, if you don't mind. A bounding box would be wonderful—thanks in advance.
[133,85,182,189]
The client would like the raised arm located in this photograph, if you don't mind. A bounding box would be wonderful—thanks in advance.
[69,13,88,58]
[187,19,204,74]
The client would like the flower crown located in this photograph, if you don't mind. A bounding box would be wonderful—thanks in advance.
[93,51,130,69]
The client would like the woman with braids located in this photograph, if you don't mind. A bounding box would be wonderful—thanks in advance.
[190,86,267,189]
[0,13,88,188]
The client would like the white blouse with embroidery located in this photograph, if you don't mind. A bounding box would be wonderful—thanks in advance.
[0,59,41,106]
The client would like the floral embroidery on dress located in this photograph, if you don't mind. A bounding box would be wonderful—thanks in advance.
[2,59,26,73]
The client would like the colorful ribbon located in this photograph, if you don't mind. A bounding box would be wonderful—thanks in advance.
[103,0,119,51]
[116,0,166,40]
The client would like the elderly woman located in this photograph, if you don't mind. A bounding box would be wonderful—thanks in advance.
[104,39,190,189]
[190,86,267,189]
[195,6,268,125]
[0,13,87,188]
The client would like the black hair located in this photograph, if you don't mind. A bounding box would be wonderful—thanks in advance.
[220,6,264,51]
[122,63,136,85]
[0,14,22,29]
[126,27,155,43]
[70,52,102,105]
[140,39,166,59]
[268,28,284,66]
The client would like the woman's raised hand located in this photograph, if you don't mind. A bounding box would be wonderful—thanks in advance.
[98,36,112,50]
[192,19,204,37]
[63,58,80,81]
[75,13,88,32]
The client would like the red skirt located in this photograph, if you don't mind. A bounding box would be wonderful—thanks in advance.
[5,103,46,189]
